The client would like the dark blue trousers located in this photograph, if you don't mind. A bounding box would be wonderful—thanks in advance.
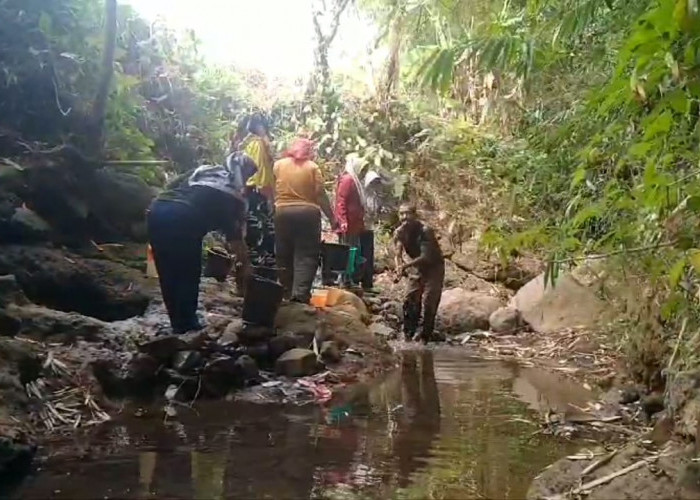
[147,200,204,334]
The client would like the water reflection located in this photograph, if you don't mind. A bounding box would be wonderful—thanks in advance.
[14,349,583,500]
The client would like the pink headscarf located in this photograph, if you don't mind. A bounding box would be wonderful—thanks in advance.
[283,138,316,163]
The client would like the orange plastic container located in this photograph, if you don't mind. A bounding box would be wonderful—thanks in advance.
[310,289,329,308]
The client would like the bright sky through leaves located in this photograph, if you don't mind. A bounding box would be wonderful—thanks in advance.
[125,0,377,80]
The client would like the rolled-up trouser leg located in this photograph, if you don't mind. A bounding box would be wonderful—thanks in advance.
[403,275,424,340]
[421,263,445,340]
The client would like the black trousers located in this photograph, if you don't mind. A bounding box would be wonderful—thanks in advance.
[359,230,374,289]
[274,206,321,303]
[147,200,204,335]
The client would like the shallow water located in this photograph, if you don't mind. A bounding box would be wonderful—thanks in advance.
[12,348,589,500]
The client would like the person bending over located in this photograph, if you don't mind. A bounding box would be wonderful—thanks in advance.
[147,153,256,334]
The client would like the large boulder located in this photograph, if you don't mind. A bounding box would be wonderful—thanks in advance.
[0,246,152,321]
[436,288,503,333]
[509,272,609,334]
[5,303,107,343]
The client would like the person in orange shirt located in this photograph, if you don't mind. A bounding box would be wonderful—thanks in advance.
[274,138,338,302]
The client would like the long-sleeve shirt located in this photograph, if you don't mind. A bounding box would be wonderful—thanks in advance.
[335,173,365,236]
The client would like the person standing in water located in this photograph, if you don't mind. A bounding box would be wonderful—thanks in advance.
[147,153,256,334]
[274,138,338,303]
[239,114,276,269]
[393,203,445,342]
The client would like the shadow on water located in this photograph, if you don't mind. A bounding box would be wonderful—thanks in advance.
[11,348,587,500]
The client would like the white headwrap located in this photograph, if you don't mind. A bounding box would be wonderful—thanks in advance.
[344,153,368,207]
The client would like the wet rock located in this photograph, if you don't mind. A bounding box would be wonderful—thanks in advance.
[241,344,270,366]
[642,393,665,418]
[369,322,394,339]
[219,319,244,346]
[489,306,521,334]
[126,353,160,383]
[509,271,610,334]
[436,288,503,333]
[201,357,239,398]
[173,351,204,373]
[238,324,275,345]
[180,330,208,350]
[234,355,259,382]
[138,336,187,362]
[162,369,199,400]
[320,341,342,364]
[619,386,641,405]
[10,206,51,242]
[275,348,318,377]
[201,354,257,397]
[268,333,304,361]
[0,245,152,321]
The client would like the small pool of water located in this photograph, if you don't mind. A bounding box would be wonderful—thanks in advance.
[12,348,589,499]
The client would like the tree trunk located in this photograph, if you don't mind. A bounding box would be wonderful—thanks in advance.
[90,0,118,156]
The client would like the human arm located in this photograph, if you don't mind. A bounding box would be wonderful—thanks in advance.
[313,166,339,230]
[399,227,439,272]
[335,175,353,233]
[392,228,405,272]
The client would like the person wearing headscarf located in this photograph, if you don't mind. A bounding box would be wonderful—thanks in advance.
[359,169,384,290]
[238,114,276,269]
[273,138,338,302]
[334,154,373,287]
[147,153,256,334]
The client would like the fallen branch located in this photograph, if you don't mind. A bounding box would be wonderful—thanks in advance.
[548,456,659,500]
[580,449,618,477]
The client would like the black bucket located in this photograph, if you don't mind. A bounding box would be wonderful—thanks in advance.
[252,265,278,281]
[321,242,350,272]
[203,248,232,282]
[242,275,284,327]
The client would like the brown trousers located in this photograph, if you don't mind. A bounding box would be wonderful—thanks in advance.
[274,206,321,303]
[403,262,445,340]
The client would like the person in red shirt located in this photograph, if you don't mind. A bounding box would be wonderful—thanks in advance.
[335,154,367,243]
[334,155,369,286]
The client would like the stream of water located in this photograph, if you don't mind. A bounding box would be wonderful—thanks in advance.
[12,348,590,499]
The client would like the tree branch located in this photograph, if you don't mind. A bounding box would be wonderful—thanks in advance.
[91,0,118,155]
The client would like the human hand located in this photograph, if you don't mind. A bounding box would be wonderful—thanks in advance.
[330,218,340,232]
[339,221,348,234]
